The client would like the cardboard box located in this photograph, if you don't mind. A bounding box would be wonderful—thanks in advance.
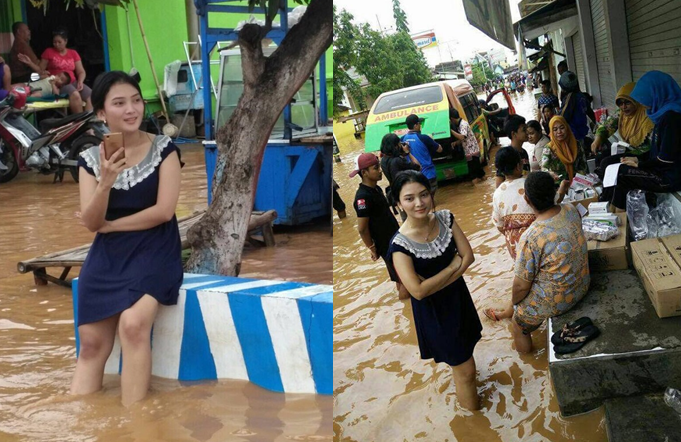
[570,195,599,213]
[588,201,612,215]
[587,213,629,272]
[631,233,681,318]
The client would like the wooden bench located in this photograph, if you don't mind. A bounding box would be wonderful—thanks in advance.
[17,209,276,287]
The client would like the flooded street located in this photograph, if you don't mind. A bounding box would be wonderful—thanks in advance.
[333,90,607,441]
[0,144,331,441]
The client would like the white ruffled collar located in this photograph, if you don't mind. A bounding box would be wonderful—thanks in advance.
[80,135,171,191]
[392,209,454,259]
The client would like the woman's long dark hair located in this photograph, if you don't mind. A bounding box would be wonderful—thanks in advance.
[392,170,432,204]
[380,133,402,158]
[91,71,144,113]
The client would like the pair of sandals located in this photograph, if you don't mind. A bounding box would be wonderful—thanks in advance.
[551,317,600,354]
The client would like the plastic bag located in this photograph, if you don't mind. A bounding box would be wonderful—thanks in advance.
[582,219,619,241]
[626,190,649,241]
[646,212,658,239]
[643,194,681,239]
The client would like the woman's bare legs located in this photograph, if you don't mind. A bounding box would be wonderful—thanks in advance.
[118,294,159,407]
[70,314,120,395]
[451,356,480,410]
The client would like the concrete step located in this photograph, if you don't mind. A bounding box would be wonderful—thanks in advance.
[548,270,681,416]
[605,393,681,442]
[72,273,332,395]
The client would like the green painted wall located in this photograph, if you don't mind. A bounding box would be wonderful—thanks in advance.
[8,1,332,122]
[104,0,189,112]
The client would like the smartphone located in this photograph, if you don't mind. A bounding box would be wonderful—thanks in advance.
[103,132,125,161]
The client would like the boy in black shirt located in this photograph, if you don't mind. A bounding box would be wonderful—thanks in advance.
[351,153,409,299]
[495,115,530,188]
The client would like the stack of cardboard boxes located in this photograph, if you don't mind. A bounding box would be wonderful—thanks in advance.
[632,235,681,318]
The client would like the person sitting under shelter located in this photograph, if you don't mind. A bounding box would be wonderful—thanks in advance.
[38,29,92,114]
[511,171,590,353]
[9,22,47,84]
[542,116,588,183]
[600,71,681,210]
[591,82,654,177]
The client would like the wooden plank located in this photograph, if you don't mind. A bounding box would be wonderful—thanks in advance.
[17,208,278,287]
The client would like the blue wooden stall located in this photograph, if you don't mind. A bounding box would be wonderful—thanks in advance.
[195,0,331,225]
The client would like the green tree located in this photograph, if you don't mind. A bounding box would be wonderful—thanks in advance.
[392,0,409,34]
[333,8,432,114]
[333,6,366,115]
[469,62,494,88]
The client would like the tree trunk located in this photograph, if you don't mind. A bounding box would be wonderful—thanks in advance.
[185,0,332,276]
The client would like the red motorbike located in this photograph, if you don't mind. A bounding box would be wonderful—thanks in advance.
[0,84,106,183]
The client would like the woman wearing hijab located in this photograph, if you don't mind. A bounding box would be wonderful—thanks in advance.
[559,71,590,145]
[600,71,681,210]
[542,115,588,183]
[591,82,655,177]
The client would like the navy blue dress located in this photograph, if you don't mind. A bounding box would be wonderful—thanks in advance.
[388,210,482,366]
[76,135,184,325]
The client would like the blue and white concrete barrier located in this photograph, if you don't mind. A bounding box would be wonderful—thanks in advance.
[72,273,332,395]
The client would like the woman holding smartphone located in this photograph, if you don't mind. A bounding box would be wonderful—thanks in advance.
[72,71,183,406]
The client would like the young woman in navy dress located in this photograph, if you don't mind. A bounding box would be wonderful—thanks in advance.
[71,71,183,406]
[388,171,482,411]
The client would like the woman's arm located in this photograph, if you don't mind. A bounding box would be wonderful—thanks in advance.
[74,60,86,91]
[432,217,475,290]
[393,251,462,300]
[393,217,475,300]
[99,151,181,233]
[79,146,127,232]
[512,276,532,304]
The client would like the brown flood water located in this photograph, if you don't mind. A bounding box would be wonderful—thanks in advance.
[333,91,608,441]
[0,144,332,441]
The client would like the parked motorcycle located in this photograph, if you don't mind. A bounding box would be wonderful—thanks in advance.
[0,84,107,184]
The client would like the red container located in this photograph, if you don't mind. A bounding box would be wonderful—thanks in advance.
[594,107,609,124]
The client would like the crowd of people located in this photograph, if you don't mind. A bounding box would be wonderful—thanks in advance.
[0,22,92,114]
[347,66,681,411]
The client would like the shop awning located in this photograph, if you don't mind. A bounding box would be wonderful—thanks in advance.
[513,0,578,41]
[462,0,515,50]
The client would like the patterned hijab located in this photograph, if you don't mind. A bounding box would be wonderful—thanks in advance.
[548,116,578,180]
[616,82,654,148]
[630,71,681,124]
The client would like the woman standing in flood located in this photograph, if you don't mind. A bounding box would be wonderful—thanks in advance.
[388,170,482,411]
[72,71,183,406]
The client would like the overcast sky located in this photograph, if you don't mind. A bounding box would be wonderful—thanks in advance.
[335,0,523,67]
